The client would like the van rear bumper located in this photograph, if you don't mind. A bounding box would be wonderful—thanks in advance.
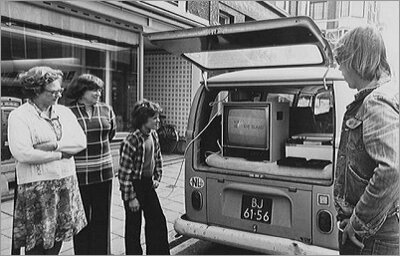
[174,215,338,255]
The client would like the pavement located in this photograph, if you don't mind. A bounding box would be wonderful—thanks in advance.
[0,154,185,255]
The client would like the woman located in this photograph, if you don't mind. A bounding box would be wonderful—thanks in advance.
[118,100,170,255]
[7,66,87,255]
[66,74,116,255]
[333,26,399,255]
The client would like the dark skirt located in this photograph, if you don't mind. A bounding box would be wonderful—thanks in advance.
[13,174,87,251]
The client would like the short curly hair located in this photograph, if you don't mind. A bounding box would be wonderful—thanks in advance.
[65,74,104,102]
[18,66,63,98]
[131,99,162,130]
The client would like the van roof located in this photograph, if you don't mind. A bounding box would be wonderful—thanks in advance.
[207,66,344,85]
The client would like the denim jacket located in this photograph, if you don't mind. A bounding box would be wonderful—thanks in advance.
[334,76,399,238]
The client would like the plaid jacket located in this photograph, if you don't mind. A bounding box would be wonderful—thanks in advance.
[118,129,163,201]
[69,102,116,185]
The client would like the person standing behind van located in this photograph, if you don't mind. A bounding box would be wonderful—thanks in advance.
[333,26,399,255]
[66,74,116,255]
[8,66,87,254]
[118,100,170,255]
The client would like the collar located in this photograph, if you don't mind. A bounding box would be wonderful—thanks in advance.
[28,100,57,120]
[353,75,391,103]
[134,129,154,140]
[76,101,97,108]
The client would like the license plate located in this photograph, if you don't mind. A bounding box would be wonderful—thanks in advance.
[240,194,272,224]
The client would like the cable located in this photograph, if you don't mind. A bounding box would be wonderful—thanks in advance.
[166,110,221,198]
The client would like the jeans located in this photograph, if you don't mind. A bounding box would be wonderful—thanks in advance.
[123,177,170,255]
[339,214,399,255]
[73,180,112,255]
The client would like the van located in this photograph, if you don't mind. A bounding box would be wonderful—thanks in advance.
[147,16,355,254]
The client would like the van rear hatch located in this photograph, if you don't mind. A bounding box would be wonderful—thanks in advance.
[146,16,333,71]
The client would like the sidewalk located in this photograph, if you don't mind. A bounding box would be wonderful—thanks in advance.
[0,155,185,255]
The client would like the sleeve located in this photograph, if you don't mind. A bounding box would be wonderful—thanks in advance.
[56,107,87,154]
[118,140,137,201]
[350,94,399,237]
[8,111,62,164]
[153,132,163,182]
[109,106,116,141]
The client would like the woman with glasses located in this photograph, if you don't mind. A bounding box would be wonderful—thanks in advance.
[66,74,116,255]
[7,66,87,255]
[334,26,399,255]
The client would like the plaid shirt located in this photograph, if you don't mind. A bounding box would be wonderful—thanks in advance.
[69,102,116,185]
[118,129,163,201]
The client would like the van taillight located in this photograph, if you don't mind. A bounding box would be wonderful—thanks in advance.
[317,210,333,233]
[191,190,203,210]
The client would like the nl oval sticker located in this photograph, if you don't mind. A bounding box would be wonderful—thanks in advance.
[189,176,204,189]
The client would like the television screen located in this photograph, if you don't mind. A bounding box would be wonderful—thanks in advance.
[225,105,269,150]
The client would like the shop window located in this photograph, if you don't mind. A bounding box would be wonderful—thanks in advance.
[1,22,138,132]
[310,1,327,20]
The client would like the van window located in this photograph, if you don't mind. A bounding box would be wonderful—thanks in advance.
[266,93,295,107]
[314,91,332,115]
[297,94,312,107]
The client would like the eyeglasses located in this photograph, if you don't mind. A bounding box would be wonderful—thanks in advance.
[45,88,64,96]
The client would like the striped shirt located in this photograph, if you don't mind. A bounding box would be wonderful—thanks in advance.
[69,102,116,186]
[118,129,163,201]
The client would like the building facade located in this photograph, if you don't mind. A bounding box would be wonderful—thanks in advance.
[272,1,380,44]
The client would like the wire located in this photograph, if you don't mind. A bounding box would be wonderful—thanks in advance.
[166,110,221,198]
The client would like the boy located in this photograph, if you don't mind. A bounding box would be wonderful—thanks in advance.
[118,100,170,255]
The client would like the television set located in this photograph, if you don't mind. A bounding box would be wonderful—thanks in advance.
[222,101,289,162]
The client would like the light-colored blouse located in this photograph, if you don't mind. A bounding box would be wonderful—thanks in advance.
[8,102,87,185]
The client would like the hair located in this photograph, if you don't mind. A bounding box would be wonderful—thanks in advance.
[334,25,391,81]
[18,66,63,98]
[131,99,162,131]
[65,73,104,103]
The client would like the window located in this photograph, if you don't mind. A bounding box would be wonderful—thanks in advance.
[350,1,364,17]
[310,1,327,20]
[1,22,138,132]
[167,1,179,6]
[267,93,295,106]
[340,1,350,17]
[245,16,255,22]
[275,1,290,12]
[297,1,308,16]
[314,91,332,115]
[297,95,312,107]
[219,11,234,25]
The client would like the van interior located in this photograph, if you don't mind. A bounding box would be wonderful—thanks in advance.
[196,85,335,184]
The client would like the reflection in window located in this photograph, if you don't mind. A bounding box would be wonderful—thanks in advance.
[1,22,138,132]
